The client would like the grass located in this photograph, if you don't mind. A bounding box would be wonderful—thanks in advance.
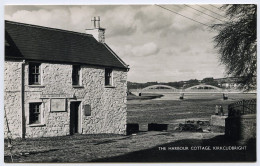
[127,93,256,124]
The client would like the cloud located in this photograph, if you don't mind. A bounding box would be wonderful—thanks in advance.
[5,5,226,83]
[132,42,159,57]
[6,9,68,28]
[180,46,191,52]
[135,5,174,33]
[110,42,159,58]
[178,69,195,73]
[102,6,138,37]
[5,6,96,33]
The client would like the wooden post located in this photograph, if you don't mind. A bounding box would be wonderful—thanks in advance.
[223,93,228,100]
[179,93,184,99]
[242,100,245,115]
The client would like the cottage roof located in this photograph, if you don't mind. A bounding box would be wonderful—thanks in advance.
[5,20,128,70]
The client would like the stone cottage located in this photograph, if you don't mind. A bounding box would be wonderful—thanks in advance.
[4,18,129,138]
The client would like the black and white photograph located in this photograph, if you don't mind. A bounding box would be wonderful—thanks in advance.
[2,1,258,164]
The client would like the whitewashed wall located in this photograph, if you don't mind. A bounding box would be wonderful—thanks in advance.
[4,61,127,138]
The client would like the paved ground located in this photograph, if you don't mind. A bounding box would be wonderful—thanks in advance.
[4,131,256,163]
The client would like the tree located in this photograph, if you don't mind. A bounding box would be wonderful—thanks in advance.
[212,4,257,90]
[201,77,214,83]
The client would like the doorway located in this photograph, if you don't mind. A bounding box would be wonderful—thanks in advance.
[70,101,81,135]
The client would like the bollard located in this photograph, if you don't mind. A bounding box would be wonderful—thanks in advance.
[215,105,219,115]
[225,93,228,100]
[215,105,224,116]
[223,93,228,100]
[179,93,184,100]
[219,105,224,116]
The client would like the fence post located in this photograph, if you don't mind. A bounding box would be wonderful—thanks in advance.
[228,105,230,116]
[242,100,245,115]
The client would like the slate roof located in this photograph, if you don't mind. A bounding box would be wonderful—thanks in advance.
[5,20,128,70]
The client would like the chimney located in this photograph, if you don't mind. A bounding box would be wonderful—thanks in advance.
[86,16,106,43]
[96,16,100,28]
[91,17,96,28]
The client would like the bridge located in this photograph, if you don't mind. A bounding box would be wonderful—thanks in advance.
[184,84,223,92]
[130,84,242,96]
[142,85,179,92]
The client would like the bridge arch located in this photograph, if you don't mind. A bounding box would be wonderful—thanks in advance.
[142,85,178,91]
[185,84,222,91]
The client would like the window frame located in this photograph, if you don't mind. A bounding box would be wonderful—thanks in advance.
[105,68,113,86]
[29,63,41,85]
[29,102,42,125]
[72,65,82,86]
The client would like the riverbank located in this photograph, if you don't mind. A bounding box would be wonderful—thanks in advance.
[127,93,163,100]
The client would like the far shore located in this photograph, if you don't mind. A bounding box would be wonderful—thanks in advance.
[127,93,163,100]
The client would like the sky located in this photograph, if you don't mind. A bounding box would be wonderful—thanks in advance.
[5,5,227,83]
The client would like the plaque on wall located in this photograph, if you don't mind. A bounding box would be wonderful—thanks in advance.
[83,104,91,116]
[50,99,66,112]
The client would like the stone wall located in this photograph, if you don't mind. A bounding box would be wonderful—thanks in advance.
[225,114,256,140]
[4,61,22,138]
[4,61,127,138]
[210,115,227,127]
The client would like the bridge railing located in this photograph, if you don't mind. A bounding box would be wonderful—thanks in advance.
[185,89,221,92]
[228,99,256,117]
[141,89,180,92]
[141,89,224,93]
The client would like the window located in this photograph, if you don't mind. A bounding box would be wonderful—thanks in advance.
[72,65,81,85]
[29,63,41,85]
[29,103,41,124]
[105,68,113,86]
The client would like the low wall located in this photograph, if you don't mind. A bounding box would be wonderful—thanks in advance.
[225,114,256,140]
[211,115,228,127]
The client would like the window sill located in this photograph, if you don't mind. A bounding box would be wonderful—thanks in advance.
[28,124,46,127]
[105,85,116,88]
[72,85,84,88]
[28,85,45,88]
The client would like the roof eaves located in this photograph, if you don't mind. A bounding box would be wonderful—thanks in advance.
[5,57,128,70]
[103,43,129,70]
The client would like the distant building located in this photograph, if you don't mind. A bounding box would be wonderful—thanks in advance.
[214,77,243,89]
[4,18,129,138]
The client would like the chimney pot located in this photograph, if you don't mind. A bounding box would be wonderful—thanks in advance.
[91,17,96,28]
[96,16,100,28]
[86,16,106,43]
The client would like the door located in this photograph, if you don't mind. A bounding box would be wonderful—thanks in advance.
[70,101,81,135]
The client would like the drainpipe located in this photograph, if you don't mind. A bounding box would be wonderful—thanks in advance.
[21,60,25,138]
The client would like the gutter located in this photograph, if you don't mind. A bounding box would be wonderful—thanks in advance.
[6,58,129,71]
